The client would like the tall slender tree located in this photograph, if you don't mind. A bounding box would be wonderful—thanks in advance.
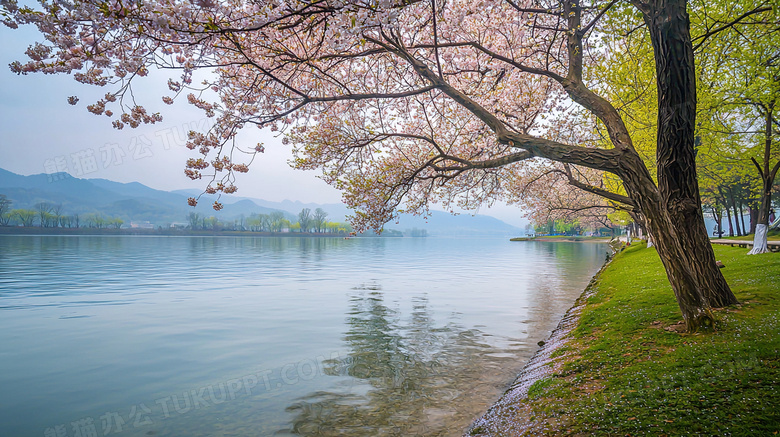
[0,195,12,226]
[313,208,329,233]
[298,208,312,233]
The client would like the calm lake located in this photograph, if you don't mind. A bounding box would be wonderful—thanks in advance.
[0,235,606,437]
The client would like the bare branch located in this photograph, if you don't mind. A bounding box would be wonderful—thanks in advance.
[581,0,619,37]
[693,6,773,51]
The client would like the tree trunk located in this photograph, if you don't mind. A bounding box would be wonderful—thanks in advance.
[620,165,713,331]
[642,0,737,309]
[739,199,747,235]
[749,205,758,235]
[752,180,777,250]
[725,203,734,237]
[630,211,650,243]
[731,194,742,236]
[749,103,780,254]
[718,187,734,237]
[717,208,722,237]
[650,224,714,330]
[710,206,722,238]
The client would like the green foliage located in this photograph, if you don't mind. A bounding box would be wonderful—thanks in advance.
[693,0,779,231]
[606,210,630,226]
[534,218,582,235]
[0,194,12,225]
[588,2,778,233]
[11,208,36,226]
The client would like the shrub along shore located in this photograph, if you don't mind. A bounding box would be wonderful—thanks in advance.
[468,243,779,436]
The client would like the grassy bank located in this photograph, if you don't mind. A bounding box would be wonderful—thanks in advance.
[470,243,779,436]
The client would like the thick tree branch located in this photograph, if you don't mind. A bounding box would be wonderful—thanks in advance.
[548,204,625,215]
[557,0,637,155]
[560,165,636,207]
[751,157,765,179]
[396,21,638,160]
[770,160,780,183]
[430,151,535,172]
[769,161,780,181]
[501,131,624,173]
[430,0,443,79]
[367,35,626,174]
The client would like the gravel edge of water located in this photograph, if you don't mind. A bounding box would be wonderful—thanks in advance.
[463,254,615,436]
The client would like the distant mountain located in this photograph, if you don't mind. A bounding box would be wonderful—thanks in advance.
[0,168,291,224]
[171,189,350,222]
[0,168,521,235]
[89,178,189,205]
[0,169,128,208]
[392,211,521,236]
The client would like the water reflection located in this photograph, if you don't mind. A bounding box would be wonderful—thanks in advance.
[0,236,607,436]
[282,288,516,436]
[521,242,607,343]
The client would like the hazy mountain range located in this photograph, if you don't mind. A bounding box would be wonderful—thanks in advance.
[0,168,521,236]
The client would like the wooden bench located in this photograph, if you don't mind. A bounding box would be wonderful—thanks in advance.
[710,239,780,252]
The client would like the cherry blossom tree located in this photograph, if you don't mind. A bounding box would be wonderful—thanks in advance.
[5,0,768,330]
[507,161,624,232]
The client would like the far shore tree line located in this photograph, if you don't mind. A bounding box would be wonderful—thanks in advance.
[186,208,354,234]
[531,219,602,237]
[0,197,353,235]
[0,197,124,229]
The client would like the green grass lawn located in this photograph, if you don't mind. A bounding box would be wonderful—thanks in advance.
[519,244,780,436]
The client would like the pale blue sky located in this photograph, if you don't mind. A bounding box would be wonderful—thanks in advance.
[0,24,529,228]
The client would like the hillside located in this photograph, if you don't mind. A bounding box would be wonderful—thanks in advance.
[0,168,521,235]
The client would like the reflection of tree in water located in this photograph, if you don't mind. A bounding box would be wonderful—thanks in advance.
[282,288,517,436]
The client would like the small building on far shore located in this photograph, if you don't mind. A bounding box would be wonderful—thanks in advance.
[130,221,155,229]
